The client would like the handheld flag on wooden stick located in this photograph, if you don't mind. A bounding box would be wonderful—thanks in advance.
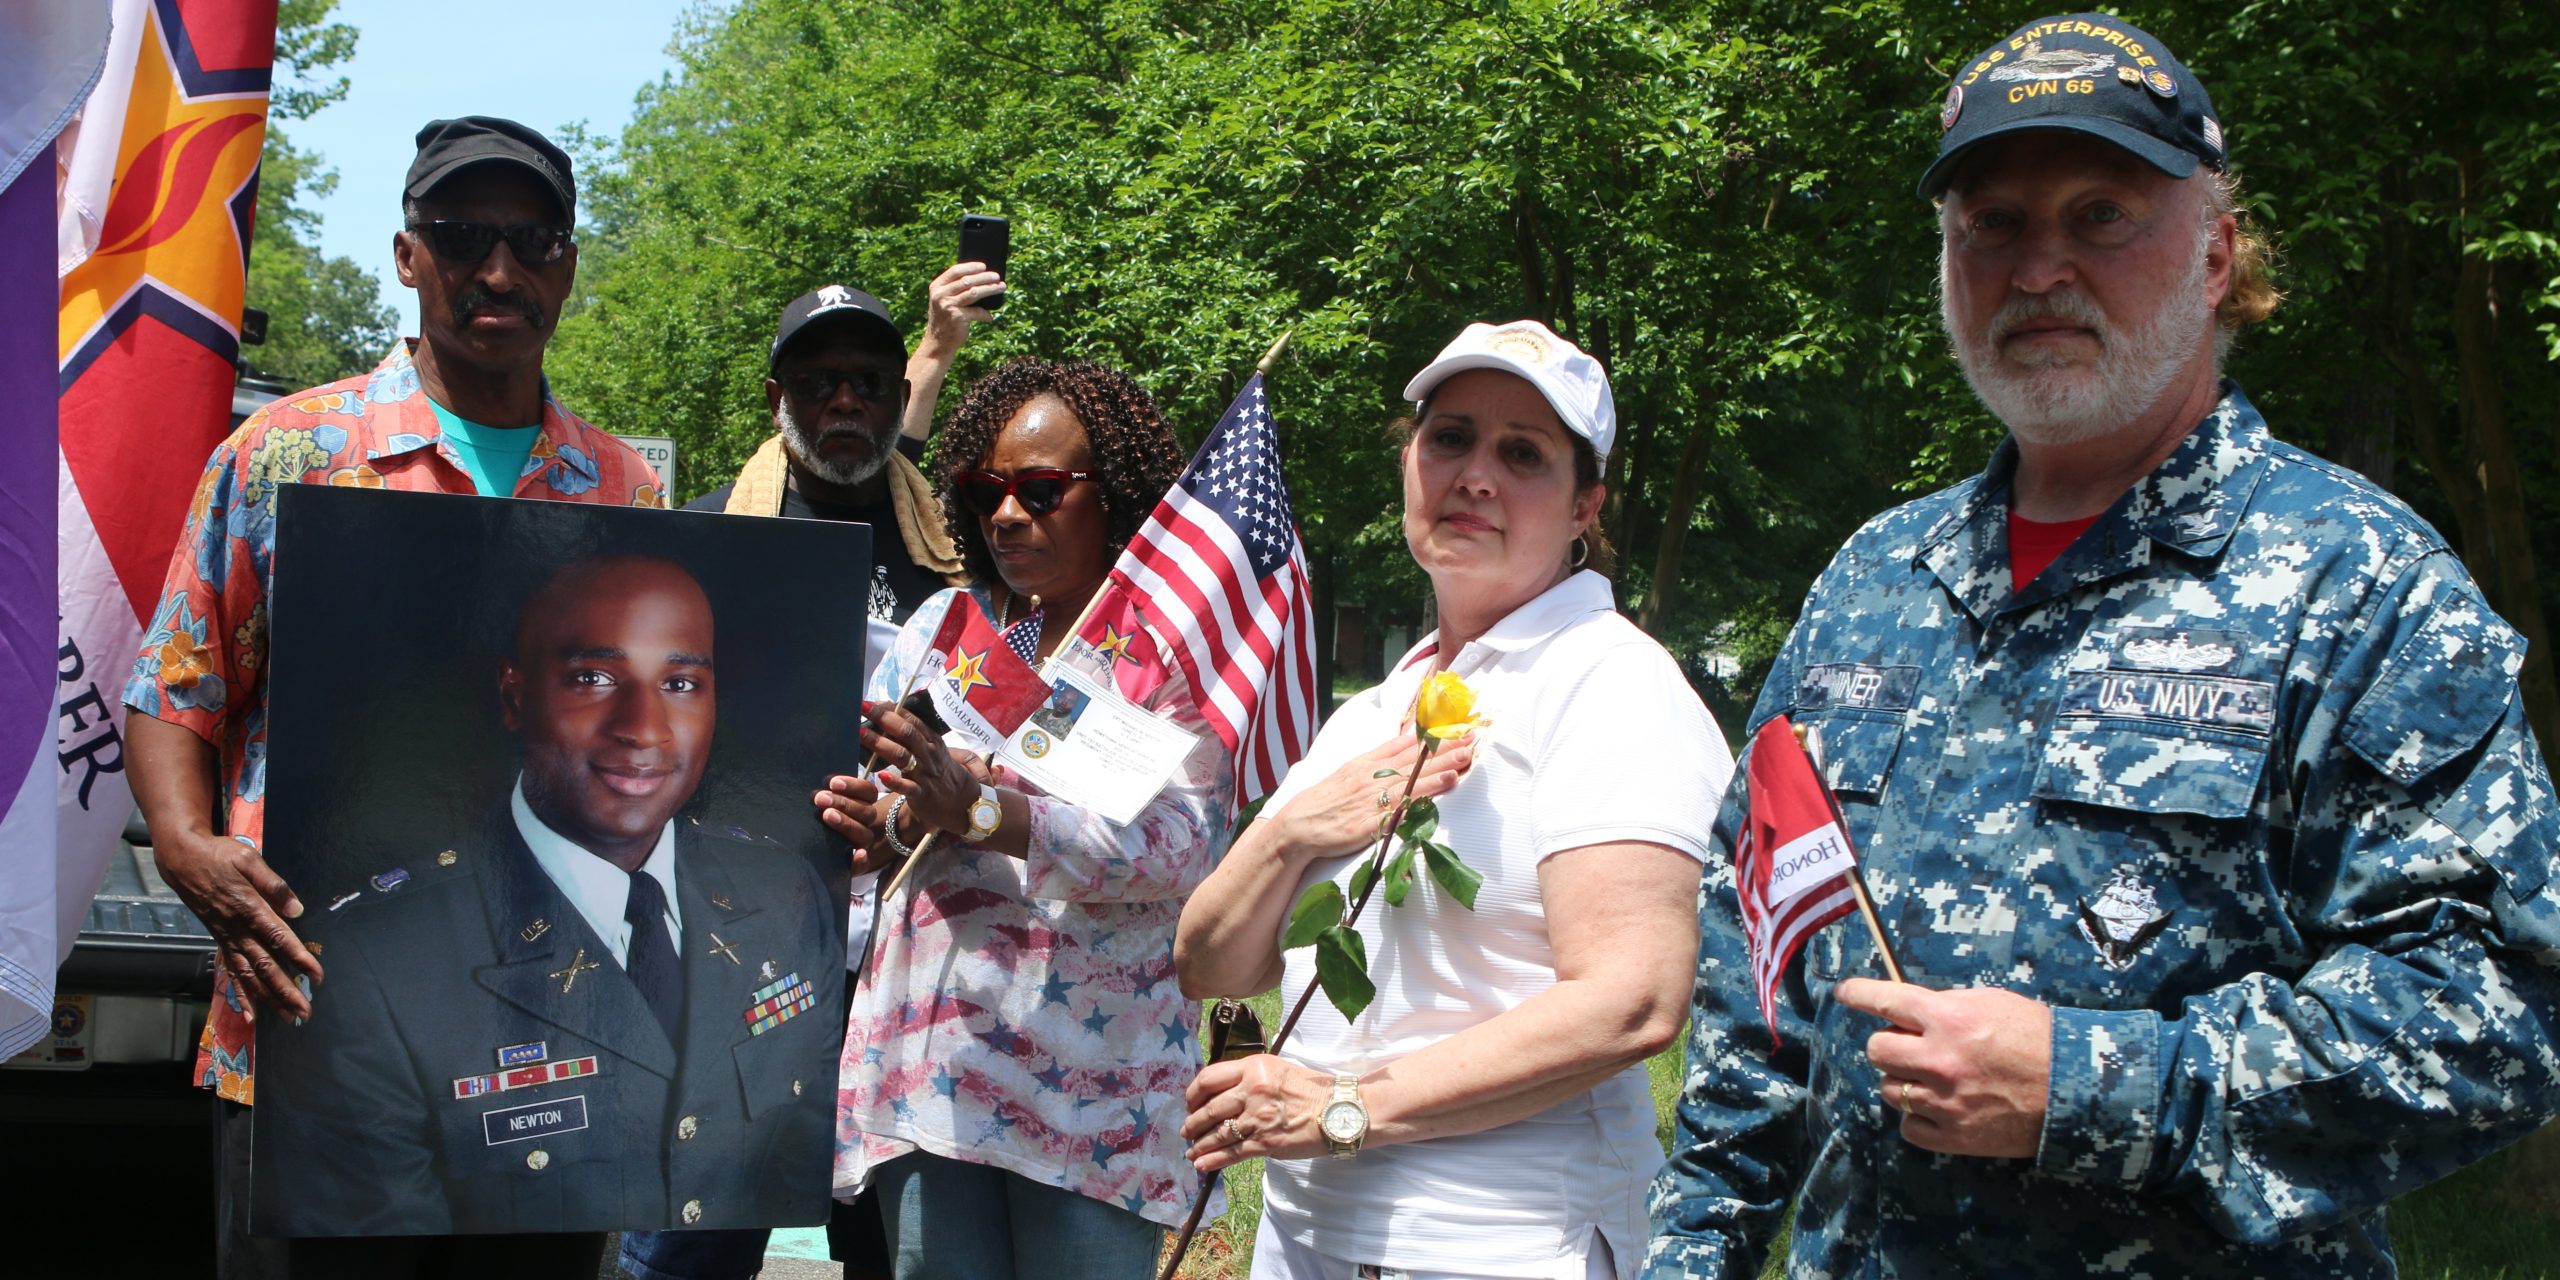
[921,593,1046,754]
[1736,715,1903,1045]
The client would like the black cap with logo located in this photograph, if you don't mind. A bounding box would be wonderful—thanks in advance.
[405,117,577,221]
[768,285,904,369]
[1920,14,2224,199]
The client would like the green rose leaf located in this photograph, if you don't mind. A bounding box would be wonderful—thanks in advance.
[1422,840,1483,911]
[1372,767,1401,778]
[1383,843,1418,907]
[1284,880,1344,949]
[1313,925,1375,1022]
[1396,799,1438,844]
[1348,855,1379,902]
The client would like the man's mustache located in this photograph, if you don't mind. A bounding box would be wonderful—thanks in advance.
[1991,290,2105,345]
[453,288,541,325]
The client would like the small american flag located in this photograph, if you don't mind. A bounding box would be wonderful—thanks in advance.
[1081,372,1316,807]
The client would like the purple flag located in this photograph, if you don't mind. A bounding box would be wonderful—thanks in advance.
[0,144,63,1056]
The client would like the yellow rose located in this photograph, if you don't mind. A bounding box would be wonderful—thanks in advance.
[1415,670,1483,740]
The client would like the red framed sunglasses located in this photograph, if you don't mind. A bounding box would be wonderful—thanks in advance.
[957,468,1096,518]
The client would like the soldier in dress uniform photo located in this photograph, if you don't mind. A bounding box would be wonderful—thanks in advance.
[249,492,864,1240]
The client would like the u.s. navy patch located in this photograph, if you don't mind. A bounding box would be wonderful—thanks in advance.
[482,1095,589,1146]
[2060,671,2276,732]
[1797,662,1921,713]
[744,973,816,1036]
[2064,627,2275,732]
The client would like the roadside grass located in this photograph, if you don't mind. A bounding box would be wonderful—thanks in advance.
[1174,1005,2556,1279]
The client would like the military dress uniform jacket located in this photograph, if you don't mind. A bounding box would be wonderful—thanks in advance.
[1646,386,2560,1279]
[253,816,845,1236]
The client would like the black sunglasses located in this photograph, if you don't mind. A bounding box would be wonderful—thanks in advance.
[417,220,571,266]
[957,468,1098,518]
[779,368,900,405]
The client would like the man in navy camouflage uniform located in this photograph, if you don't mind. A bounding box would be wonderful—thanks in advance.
[1648,14,2560,1279]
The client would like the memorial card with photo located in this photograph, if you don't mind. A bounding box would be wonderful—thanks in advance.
[249,485,866,1237]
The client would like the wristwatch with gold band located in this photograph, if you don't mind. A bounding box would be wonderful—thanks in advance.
[1319,1073,1368,1157]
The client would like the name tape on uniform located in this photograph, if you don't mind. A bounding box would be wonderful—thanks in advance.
[482,1094,590,1146]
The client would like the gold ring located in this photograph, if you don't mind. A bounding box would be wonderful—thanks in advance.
[1221,1119,1245,1145]
[1899,1079,1916,1111]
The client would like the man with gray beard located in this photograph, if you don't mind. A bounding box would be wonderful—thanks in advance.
[639,275,987,1280]
[685,278,986,637]
[1649,13,2560,1279]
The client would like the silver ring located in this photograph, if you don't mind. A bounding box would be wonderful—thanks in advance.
[1221,1119,1245,1145]
[1374,787,1392,810]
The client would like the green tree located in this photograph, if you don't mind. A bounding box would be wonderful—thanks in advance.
[556,0,1986,704]
[2169,0,2560,753]
[551,0,2556,745]
[243,0,394,388]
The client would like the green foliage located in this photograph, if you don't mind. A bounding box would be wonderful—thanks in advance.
[552,0,2558,739]
[1309,925,1373,1022]
[552,0,1989,701]
[244,126,397,388]
[1281,880,1342,949]
[244,1,393,389]
[1346,854,1377,902]
[1380,841,1417,908]
[1420,838,1482,910]
[270,0,358,122]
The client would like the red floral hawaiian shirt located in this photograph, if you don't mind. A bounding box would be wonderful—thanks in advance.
[120,341,666,1104]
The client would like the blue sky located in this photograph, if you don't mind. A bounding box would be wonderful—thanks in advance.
[282,0,706,332]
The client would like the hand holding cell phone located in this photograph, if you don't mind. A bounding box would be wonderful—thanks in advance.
[956,214,1009,311]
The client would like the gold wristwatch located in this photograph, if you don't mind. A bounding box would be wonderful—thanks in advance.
[1319,1073,1368,1158]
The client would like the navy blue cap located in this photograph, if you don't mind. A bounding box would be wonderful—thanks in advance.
[1920,14,2225,200]
[406,117,576,220]
[769,285,903,369]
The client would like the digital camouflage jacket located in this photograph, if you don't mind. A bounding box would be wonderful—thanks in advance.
[1647,386,2560,1279]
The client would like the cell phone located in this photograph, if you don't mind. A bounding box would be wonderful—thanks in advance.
[957,213,1010,311]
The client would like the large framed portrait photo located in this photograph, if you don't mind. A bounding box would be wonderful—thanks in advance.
[251,486,866,1237]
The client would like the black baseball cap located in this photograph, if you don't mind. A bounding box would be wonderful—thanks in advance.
[1920,14,2225,200]
[406,116,576,221]
[768,285,904,369]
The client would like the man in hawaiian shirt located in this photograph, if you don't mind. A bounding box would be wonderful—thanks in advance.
[1647,15,2560,1279]
[123,116,670,1277]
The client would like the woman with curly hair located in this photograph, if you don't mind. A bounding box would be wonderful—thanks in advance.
[817,357,1228,1277]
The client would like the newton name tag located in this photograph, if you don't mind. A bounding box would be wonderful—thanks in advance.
[483,1094,589,1146]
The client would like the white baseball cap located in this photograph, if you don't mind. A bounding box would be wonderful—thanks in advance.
[1401,319,1616,460]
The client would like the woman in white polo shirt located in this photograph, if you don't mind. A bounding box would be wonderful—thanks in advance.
[1174,321,1735,1279]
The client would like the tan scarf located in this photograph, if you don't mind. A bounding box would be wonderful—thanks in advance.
[721,433,968,586]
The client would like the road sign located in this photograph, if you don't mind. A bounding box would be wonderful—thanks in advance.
[617,435,677,497]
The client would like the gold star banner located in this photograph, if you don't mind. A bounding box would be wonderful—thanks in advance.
[54,0,279,914]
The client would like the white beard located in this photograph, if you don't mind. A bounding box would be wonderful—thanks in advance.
[779,397,893,487]
[1942,234,2212,446]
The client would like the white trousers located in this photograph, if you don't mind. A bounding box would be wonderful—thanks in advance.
[1246,1210,1619,1280]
